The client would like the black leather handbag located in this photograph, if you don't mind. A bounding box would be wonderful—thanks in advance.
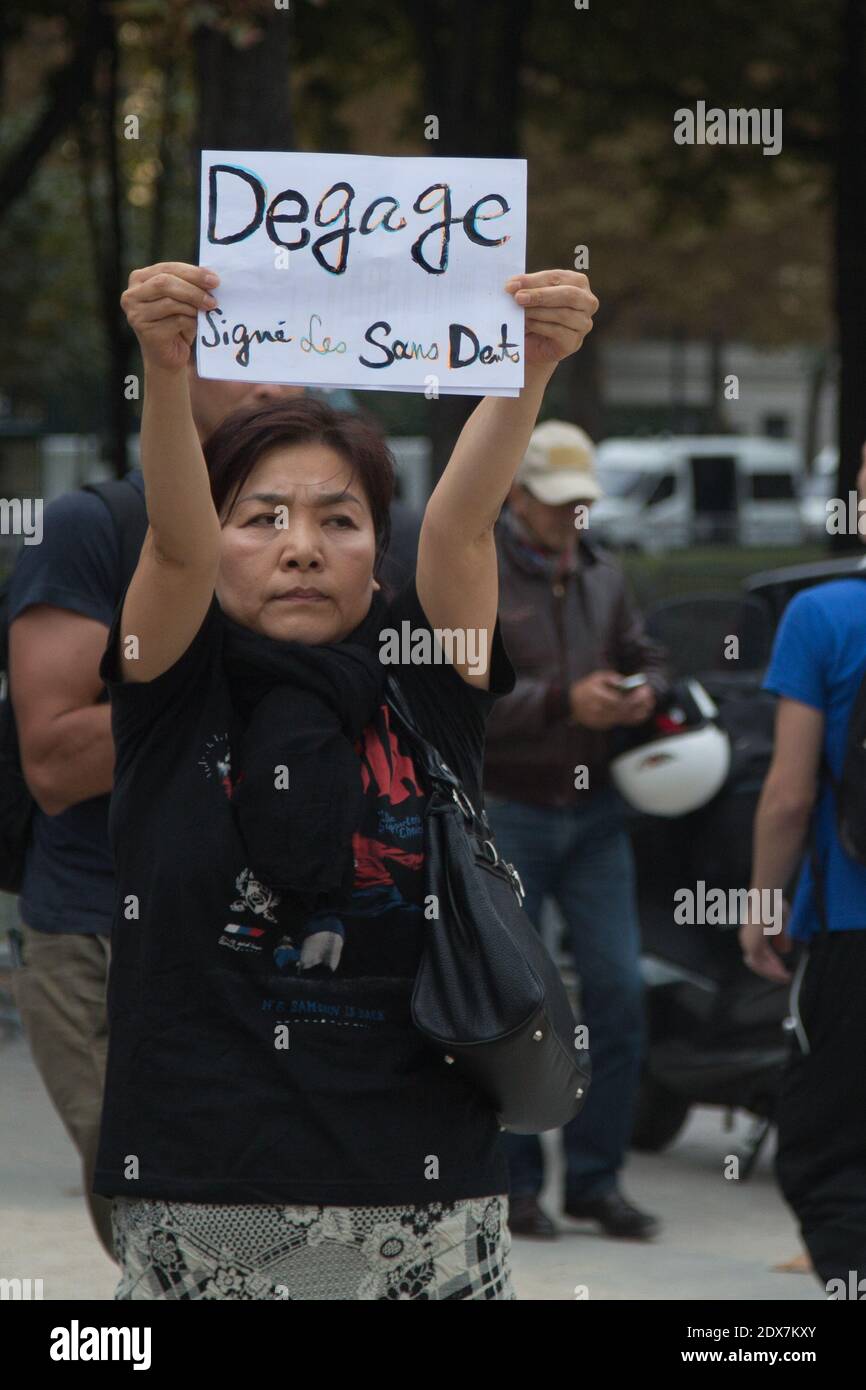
[385,675,591,1134]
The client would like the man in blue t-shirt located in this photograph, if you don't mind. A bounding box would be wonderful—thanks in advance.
[740,454,866,1292]
[8,363,305,1259]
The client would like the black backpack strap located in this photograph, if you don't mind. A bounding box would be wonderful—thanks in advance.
[809,750,836,936]
[81,478,148,590]
[809,830,830,936]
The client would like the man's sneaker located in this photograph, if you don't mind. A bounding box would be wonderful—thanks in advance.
[563,1190,660,1240]
[508,1195,558,1239]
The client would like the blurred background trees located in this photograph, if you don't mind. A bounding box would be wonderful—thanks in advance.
[0,0,861,544]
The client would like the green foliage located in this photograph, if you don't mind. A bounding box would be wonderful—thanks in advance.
[0,0,845,436]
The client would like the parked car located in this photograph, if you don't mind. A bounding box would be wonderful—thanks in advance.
[590,435,804,552]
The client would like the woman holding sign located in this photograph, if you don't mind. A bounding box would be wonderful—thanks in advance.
[96,259,597,1301]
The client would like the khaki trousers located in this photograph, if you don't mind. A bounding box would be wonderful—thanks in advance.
[11,921,115,1261]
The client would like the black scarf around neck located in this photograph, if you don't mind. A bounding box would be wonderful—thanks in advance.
[221,587,391,917]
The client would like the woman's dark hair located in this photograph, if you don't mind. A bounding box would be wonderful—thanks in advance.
[203,396,395,576]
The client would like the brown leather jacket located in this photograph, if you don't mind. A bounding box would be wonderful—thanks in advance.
[483,509,670,807]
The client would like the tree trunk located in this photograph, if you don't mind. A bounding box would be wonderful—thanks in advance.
[549,328,603,440]
[149,31,179,267]
[832,0,866,551]
[190,11,295,258]
[706,334,726,433]
[670,329,688,434]
[0,0,106,220]
[408,0,529,483]
[101,25,133,478]
[803,345,832,476]
[77,20,133,480]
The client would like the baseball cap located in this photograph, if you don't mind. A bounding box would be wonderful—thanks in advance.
[515,420,602,504]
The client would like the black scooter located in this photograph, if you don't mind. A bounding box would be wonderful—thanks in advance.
[625,608,797,1176]
[631,899,792,1175]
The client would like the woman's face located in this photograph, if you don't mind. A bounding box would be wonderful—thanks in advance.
[215,442,380,643]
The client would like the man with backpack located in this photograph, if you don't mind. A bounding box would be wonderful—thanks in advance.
[7,359,301,1258]
[740,448,866,1294]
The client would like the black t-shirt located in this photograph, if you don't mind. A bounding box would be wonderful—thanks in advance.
[7,471,146,935]
[94,574,516,1206]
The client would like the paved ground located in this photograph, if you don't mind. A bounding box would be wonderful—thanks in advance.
[0,1032,823,1302]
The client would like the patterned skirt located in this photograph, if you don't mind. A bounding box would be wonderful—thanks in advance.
[111,1194,516,1301]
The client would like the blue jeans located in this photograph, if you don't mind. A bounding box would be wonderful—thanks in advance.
[485,787,645,1203]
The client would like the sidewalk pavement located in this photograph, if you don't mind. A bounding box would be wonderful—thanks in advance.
[1,1034,823,1301]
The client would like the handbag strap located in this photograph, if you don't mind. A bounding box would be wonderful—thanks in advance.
[384,675,465,799]
[384,674,526,905]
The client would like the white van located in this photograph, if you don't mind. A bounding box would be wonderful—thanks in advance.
[588,435,803,552]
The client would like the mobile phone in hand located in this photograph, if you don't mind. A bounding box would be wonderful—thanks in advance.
[616,673,649,694]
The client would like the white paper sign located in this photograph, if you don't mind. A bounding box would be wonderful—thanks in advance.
[196,150,527,396]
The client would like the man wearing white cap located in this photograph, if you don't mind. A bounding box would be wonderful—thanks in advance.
[483,420,669,1241]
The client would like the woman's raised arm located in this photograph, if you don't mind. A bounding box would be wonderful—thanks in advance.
[416,269,598,690]
[118,262,224,683]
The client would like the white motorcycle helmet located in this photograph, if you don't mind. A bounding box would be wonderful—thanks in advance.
[609,679,731,818]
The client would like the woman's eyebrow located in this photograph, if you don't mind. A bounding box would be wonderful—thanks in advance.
[236,491,363,508]
[312,491,364,508]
